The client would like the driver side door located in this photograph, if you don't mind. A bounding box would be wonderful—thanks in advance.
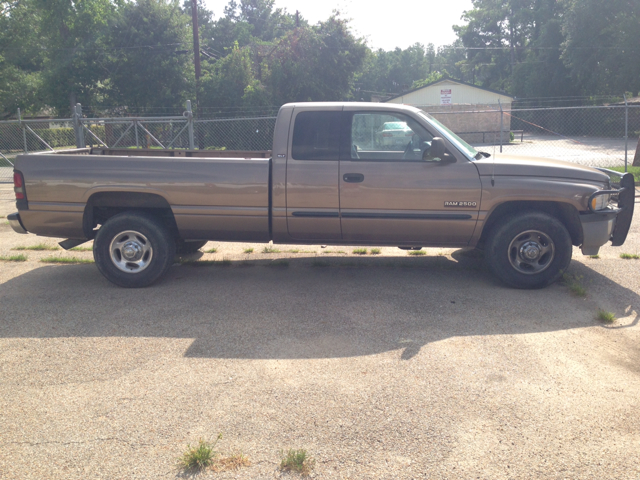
[339,110,482,245]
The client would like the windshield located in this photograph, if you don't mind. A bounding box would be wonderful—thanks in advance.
[417,111,480,160]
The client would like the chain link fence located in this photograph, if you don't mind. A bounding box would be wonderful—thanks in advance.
[423,104,640,168]
[2,102,639,201]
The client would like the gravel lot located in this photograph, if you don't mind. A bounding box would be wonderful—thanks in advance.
[1,197,640,479]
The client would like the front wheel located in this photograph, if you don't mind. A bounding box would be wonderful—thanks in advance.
[485,212,572,289]
[94,212,176,288]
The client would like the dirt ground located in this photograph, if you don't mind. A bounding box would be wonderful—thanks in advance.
[1,197,640,479]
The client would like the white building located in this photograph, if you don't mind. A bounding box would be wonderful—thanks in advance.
[384,77,515,144]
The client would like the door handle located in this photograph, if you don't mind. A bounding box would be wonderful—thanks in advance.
[343,173,364,183]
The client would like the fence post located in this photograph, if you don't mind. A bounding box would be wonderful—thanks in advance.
[624,93,628,172]
[134,120,139,148]
[186,100,195,150]
[18,108,27,153]
[73,103,85,148]
[499,99,504,153]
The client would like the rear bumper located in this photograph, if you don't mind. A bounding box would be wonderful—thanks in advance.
[8,212,28,234]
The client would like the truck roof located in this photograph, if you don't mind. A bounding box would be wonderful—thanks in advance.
[280,102,422,114]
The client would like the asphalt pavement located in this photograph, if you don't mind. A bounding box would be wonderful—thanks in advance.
[1,199,639,479]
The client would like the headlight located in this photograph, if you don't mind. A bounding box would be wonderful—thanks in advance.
[591,193,612,211]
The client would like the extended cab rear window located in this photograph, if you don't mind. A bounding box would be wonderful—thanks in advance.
[291,111,341,160]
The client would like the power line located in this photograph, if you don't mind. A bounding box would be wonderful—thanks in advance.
[0,43,188,53]
[441,45,636,51]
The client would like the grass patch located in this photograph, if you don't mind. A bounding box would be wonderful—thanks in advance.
[70,246,93,252]
[178,435,221,473]
[280,449,315,476]
[211,453,251,473]
[597,309,616,323]
[262,246,280,254]
[562,273,587,297]
[620,253,640,259]
[0,254,28,262]
[40,256,94,264]
[589,254,600,259]
[352,248,367,255]
[370,248,381,255]
[243,247,254,254]
[322,250,345,254]
[204,247,218,253]
[288,249,314,253]
[408,250,426,256]
[608,166,640,182]
[13,243,59,251]
[268,259,289,267]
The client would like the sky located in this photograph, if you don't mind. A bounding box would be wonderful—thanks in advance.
[202,0,474,51]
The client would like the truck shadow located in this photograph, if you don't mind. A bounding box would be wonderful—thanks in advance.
[0,254,638,361]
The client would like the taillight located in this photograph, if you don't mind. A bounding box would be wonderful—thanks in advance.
[13,171,25,200]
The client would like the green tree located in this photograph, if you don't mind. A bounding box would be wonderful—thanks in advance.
[34,0,120,115]
[199,43,270,111]
[206,0,298,57]
[266,15,366,104]
[103,0,195,111]
[561,0,640,95]
[357,43,435,99]
[0,0,45,117]
[451,0,583,99]
[411,71,448,90]
[453,0,535,93]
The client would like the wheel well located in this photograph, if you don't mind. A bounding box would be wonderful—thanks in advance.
[83,192,178,239]
[477,201,583,249]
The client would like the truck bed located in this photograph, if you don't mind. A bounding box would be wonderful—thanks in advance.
[15,149,271,242]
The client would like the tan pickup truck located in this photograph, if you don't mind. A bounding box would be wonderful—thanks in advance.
[8,102,635,289]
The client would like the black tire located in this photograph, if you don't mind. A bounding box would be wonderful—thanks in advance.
[93,211,176,288]
[175,240,208,255]
[485,212,572,289]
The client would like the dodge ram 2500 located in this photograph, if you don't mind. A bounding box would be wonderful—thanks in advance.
[8,102,634,288]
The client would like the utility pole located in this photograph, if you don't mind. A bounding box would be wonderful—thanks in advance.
[191,0,201,81]
[191,0,201,114]
[296,10,299,28]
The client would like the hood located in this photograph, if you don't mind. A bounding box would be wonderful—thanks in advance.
[474,154,609,184]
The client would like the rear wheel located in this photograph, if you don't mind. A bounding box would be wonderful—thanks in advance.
[485,212,572,289]
[93,212,175,288]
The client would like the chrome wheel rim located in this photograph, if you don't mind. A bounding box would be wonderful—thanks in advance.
[508,230,555,275]
[109,230,153,273]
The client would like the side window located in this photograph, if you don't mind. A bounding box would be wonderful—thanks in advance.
[350,112,434,161]
[291,111,341,160]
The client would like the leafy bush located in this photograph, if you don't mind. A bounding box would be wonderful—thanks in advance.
[36,125,106,148]
[37,128,76,148]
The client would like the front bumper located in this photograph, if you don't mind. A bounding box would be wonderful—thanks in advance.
[580,211,616,255]
[7,212,28,234]
[580,171,635,255]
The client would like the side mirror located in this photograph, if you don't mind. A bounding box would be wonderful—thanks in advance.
[430,137,446,158]
[422,137,455,163]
